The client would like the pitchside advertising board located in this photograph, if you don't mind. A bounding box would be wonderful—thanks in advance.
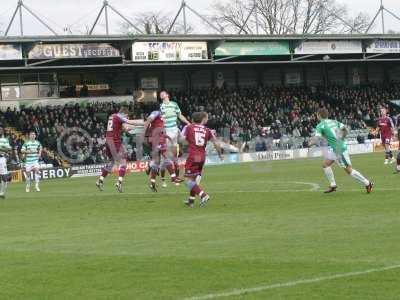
[295,40,362,54]
[14,142,376,182]
[132,42,208,61]
[0,44,23,60]
[28,43,120,59]
[214,41,290,56]
[366,40,400,53]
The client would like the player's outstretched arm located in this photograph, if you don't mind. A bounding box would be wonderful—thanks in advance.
[178,113,191,126]
[38,145,43,158]
[126,119,145,127]
[211,136,224,160]
[341,126,349,139]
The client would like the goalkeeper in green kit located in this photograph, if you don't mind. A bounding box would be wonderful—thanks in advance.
[310,108,373,194]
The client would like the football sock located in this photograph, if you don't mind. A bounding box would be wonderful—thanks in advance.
[160,169,166,180]
[323,167,337,187]
[118,166,126,178]
[118,176,123,183]
[0,181,7,194]
[174,162,180,177]
[191,184,206,198]
[150,169,157,181]
[166,163,176,180]
[26,173,31,188]
[350,169,370,186]
[101,169,109,178]
[35,172,40,185]
[397,153,400,171]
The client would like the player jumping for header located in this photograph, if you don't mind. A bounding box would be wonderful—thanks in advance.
[143,105,184,192]
[159,91,191,187]
[377,107,395,165]
[96,105,144,192]
[310,108,373,194]
[181,112,223,207]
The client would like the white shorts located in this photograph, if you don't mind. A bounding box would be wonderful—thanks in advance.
[0,156,8,175]
[25,163,40,173]
[165,128,180,147]
[324,147,352,168]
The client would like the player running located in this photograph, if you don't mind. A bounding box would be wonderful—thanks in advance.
[377,108,395,165]
[395,113,400,174]
[0,128,11,198]
[181,112,223,207]
[310,108,373,194]
[159,91,190,187]
[96,105,144,193]
[21,131,42,193]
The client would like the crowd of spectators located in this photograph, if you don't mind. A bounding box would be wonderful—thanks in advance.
[0,82,399,165]
[175,83,400,143]
[0,102,137,167]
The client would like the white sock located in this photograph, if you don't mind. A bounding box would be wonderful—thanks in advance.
[350,169,370,186]
[35,172,40,186]
[99,176,104,181]
[0,181,6,194]
[118,176,123,182]
[26,175,31,188]
[323,167,336,187]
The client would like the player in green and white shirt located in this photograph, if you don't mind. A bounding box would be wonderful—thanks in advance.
[159,91,190,187]
[310,108,373,194]
[0,127,11,198]
[21,131,42,193]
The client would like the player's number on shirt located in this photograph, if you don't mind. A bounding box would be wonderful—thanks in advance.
[194,131,206,146]
[107,119,113,132]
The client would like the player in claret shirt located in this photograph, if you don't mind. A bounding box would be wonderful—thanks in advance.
[395,113,400,174]
[377,108,395,165]
[181,112,223,208]
[96,105,144,193]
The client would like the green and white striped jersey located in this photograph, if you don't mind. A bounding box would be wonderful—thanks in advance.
[160,101,181,130]
[315,119,347,154]
[0,137,11,154]
[22,140,42,165]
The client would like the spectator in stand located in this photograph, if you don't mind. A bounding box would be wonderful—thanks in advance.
[80,84,89,97]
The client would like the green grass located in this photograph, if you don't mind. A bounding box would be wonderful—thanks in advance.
[0,152,399,300]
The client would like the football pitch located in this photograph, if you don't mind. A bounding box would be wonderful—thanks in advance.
[0,152,399,300]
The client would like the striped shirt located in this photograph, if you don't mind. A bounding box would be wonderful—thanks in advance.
[160,101,181,130]
[22,140,42,165]
[0,137,11,155]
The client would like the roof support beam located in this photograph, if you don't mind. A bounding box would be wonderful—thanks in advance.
[292,54,317,61]
[364,53,385,59]
[89,0,144,35]
[27,58,62,67]
[4,0,57,36]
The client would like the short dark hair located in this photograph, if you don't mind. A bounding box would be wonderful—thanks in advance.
[119,105,129,114]
[318,107,329,119]
[192,112,207,124]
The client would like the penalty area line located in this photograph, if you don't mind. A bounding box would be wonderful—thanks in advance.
[181,264,400,300]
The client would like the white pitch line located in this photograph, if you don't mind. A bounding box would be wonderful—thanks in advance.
[182,264,400,300]
[293,181,321,191]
